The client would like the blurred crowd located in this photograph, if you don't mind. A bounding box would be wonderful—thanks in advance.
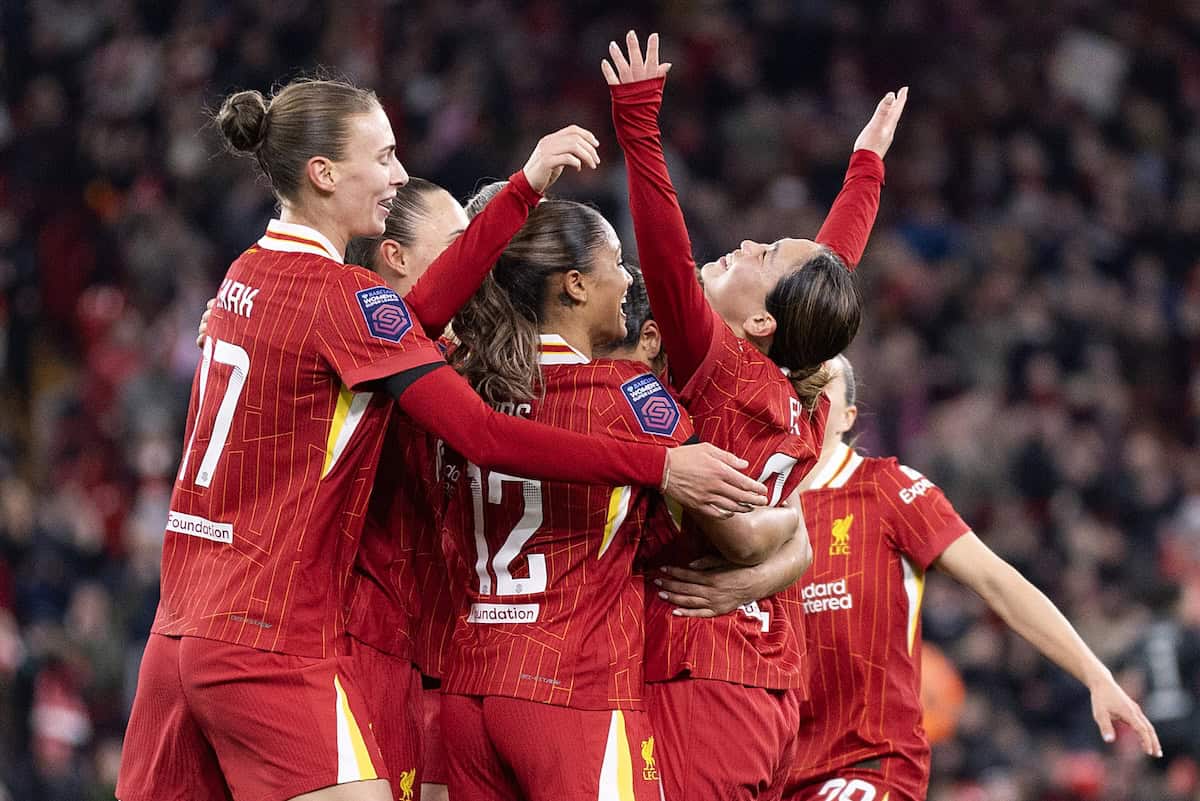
[2,1,1199,799]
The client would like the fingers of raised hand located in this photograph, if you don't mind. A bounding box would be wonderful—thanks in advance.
[608,40,631,78]
[625,30,644,69]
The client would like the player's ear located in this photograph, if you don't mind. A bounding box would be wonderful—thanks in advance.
[842,404,859,434]
[742,310,776,340]
[561,269,588,305]
[305,155,337,194]
[377,239,408,280]
[640,319,662,361]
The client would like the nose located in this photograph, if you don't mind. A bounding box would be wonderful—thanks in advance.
[392,157,409,187]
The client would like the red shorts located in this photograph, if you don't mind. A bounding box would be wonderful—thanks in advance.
[421,685,448,785]
[647,678,801,801]
[346,637,423,799]
[442,694,663,801]
[784,771,918,801]
[117,633,388,801]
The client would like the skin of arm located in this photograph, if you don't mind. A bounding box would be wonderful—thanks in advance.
[695,504,800,567]
[934,532,1162,756]
[655,488,814,612]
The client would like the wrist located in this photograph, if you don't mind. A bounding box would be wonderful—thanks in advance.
[1083,663,1114,690]
[509,170,543,206]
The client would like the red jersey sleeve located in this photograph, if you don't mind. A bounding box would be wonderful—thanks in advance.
[313,267,445,391]
[611,78,715,390]
[405,171,542,335]
[397,366,668,488]
[875,459,971,568]
[814,150,885,270]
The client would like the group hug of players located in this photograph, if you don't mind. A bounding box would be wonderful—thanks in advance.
[116,31,1161,801]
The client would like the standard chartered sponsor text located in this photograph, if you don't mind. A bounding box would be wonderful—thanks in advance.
[802,578,854,614]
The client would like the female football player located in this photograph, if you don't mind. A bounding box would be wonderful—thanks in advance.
[604,32,904,800]
[657,355,1163,801]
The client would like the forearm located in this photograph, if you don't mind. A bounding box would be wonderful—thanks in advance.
[695,505,799,567]
[611,79,713,387]
[971,559,1112,687]
[814,150,885,270]
[394,365,666,488]
[404,171,541,335]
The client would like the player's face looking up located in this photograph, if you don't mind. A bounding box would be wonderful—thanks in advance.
[699,237,821,334]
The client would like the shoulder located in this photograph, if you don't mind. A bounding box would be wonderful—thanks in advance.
[550,360,689,442]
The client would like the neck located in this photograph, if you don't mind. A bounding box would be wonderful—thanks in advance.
[280,202,349,259]
[799,437,846,491]
[538,315,593,359]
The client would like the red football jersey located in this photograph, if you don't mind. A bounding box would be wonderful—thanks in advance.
[153,220,443,658]
[787,443,970,799]
[642,313,828,690]
[442,336,693,709]
[346,335,458,676]
[344,413,441,661]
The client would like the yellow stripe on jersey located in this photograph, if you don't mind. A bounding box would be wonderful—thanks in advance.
[599,486,632,559]
[614,711,635,801]
[322,387,372,478]
[901,556,926,655]
[333,674,378,782]
[598,711,637,801]
[665,498,684,531]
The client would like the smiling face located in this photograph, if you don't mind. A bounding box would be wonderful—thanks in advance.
[699,237,823,330]
[582,220,634,345]
[330,105,409,240]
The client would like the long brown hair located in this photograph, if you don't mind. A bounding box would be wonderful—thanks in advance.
[215,78,379,203]
[450,200,611,405]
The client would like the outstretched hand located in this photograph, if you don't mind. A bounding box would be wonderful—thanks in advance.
[602,31,672,86]
[1089,674,1162,758]
[853,87,909,160]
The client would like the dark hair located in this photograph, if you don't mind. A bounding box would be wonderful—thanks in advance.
[765,247,861,406]
[215,78,380,203]
[451,200,611,405]
[465,180,509,219]
[345,177,443,269]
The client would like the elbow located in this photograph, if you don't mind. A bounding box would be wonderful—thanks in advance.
[719,537,777,568]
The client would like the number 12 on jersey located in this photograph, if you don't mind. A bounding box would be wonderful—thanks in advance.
[467,464,547,596]
[178,337,249,488]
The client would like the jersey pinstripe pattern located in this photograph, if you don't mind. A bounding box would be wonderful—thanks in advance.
[153,221,443,658]
[787,443,970,800]
[643,316,828,690]
[442,337,692,709]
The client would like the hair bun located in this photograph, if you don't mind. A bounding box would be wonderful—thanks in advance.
[217,90,269,153]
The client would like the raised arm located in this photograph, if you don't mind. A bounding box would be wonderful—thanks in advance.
[605,32,714,388]
[814,89,905,269]
[405,126,602,334]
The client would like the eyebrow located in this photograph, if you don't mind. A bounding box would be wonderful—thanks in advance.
[446,228,466,243]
